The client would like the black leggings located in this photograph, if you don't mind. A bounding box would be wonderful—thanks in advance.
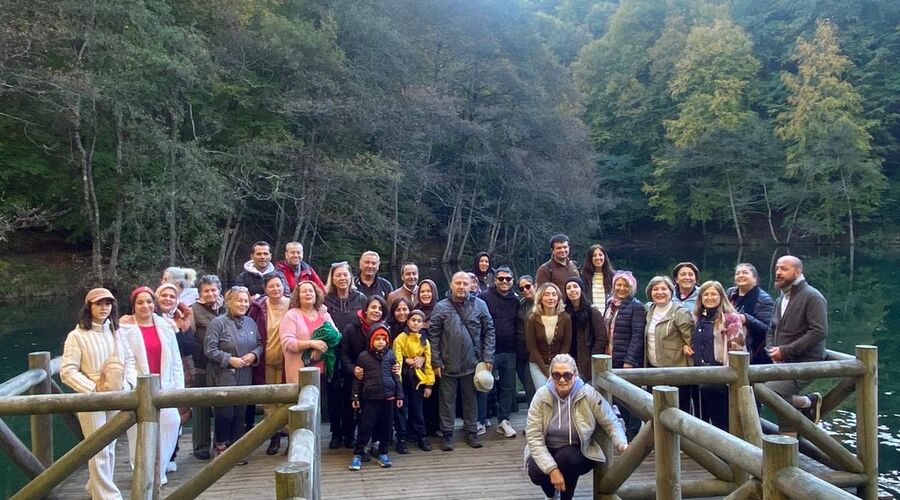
[527,444,594,500]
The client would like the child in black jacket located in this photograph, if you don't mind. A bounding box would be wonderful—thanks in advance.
[349,323,403,470]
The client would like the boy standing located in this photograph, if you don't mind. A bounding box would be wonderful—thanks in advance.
[350,323,403,470]
[393,310,435,451]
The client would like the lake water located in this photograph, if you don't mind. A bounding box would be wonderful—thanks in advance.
[0,245,898,496]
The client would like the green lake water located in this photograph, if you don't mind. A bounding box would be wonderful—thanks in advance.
[0,245,898,496]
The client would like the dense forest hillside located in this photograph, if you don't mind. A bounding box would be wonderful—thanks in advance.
[1,0,897,283]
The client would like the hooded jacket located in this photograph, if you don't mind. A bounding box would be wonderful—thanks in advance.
[393,329,436,389]
[471,252,495,292]
[324,289,368,333]
[275,260,324,293]
[429,294,496,377]
[524,377,626,474]
[478,285,519,354]
[234,261,288,297]
[352,325,404,401]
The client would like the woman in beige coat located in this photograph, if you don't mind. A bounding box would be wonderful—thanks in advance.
[61,288,137,500]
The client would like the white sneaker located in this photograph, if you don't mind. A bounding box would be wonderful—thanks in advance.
[476,423,486,436]
[496,419,516,438]
[166,461,177,473]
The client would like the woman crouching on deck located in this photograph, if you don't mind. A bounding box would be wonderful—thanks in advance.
[60,288,137,500]
[525,354,627,500]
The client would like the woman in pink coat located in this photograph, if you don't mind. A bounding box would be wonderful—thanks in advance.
[280,281,334,383]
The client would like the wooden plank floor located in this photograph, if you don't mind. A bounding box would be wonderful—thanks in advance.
[51,410,826,499]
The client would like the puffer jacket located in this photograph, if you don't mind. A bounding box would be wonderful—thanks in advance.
[429,295,495,377]
[352,327,403,401]
[599,298,646,368]
[524,378,627,474]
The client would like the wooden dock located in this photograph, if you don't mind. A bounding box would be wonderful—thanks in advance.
[55,411,716,499]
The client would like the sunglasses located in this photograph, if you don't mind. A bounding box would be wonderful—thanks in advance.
[331,261,349,269]
[519,284,533,291]
[550,371,574,381]
[496,276,513,282]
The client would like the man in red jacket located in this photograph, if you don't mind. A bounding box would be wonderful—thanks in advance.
[275,242,324,293]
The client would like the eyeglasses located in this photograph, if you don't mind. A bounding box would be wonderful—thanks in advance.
[496,276,513,282]
[229,286,249,292]
[550,371,574,381]
[519,284,533,291]
[331,261,349,269]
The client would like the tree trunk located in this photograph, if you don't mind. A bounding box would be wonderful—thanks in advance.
[726,176,744,246]
[108,106,126,281]
[455,187,478,263]
[487,199,503,255]
[762,181,780,244]
[391,179,400,267]
[441,188,463,264]
[72,100,104,283]
[840,170,855,246]
[402,188,424,263]
[785,200,802,246]
[273,200,285,257]
[166,108,179,265]
[216,211,235,277]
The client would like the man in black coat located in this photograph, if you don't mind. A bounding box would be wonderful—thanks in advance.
[478,266,519,438]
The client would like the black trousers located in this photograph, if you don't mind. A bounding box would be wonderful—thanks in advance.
[327,372,355,442]
[353,399,394,456]
[688,384,729,431]
[214,404,246,444]
[526,444,594,500]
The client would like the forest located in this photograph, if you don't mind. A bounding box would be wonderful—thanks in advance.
[0,0,897,283]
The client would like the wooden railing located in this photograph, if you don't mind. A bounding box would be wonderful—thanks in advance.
[590,345,878,500]
[0,354,323,500]
[275,369,321,500]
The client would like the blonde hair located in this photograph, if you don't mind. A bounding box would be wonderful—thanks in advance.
[224,286,250,315]
[694,280,737,332]
[531,282,565,317]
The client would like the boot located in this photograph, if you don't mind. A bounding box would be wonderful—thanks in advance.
[266,433,282,455]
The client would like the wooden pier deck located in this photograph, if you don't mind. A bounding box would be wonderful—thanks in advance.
[54,411,718,499]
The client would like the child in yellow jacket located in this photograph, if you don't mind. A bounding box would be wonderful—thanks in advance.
[393,309,436,451]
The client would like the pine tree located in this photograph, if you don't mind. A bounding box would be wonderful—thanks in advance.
[775,18,885,245]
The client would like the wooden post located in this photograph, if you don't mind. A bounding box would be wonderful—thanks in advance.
[592,354,615,500]
[275,461,310,500]
[762,434,797,500]
[297,367,320,500]
[654,386,681,500]
[9,411,136,500]
[28,351,53,466]
[736,386,763,448]
[132,375,161,500]
[855,345,878,500]
[728,351,749,486]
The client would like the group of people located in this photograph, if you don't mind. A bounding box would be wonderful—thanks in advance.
[60,234,829,500]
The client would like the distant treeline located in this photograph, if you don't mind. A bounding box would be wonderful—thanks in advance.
[0,0,897,284]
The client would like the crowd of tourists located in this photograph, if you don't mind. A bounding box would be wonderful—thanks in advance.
[60,235,828,500]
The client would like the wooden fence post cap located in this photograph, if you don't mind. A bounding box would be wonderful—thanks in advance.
[762,435,797,446]
[652,386,678,394]
[591,354,611,361]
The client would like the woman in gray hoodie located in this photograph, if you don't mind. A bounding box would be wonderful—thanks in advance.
[525,354,627,500]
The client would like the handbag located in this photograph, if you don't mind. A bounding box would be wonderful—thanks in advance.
[98,330,125,392]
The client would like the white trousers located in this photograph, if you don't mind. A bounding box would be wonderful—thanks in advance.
[529,362,549,390]
[126,407,181,483]
[77,410,123,500]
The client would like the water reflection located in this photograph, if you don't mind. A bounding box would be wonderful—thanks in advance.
[0,246,897,496]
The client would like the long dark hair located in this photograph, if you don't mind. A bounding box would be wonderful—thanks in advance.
[582,244,615,293]
[564,278,592,331]
[387,297,413,338]
[78,301,120,331]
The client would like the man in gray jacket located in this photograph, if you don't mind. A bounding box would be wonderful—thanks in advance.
[430,271,496,450]
[765,255,828,425]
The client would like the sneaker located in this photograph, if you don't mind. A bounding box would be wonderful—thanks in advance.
[417,438,432,452]
[476,423,486,436]
[375,453,392,468]
[802,392,823,424]
[465,432,483,448]
[396,441,409,454]
[441,432,454,451]
[497,419,516,438]
[166,461,177,473]
[348,455,362,471]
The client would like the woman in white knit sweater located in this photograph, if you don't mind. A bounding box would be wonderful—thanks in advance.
[121,286,185,486]
[60,288,137,500]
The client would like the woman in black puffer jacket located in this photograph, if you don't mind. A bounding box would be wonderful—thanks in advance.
[597,270,646,440]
